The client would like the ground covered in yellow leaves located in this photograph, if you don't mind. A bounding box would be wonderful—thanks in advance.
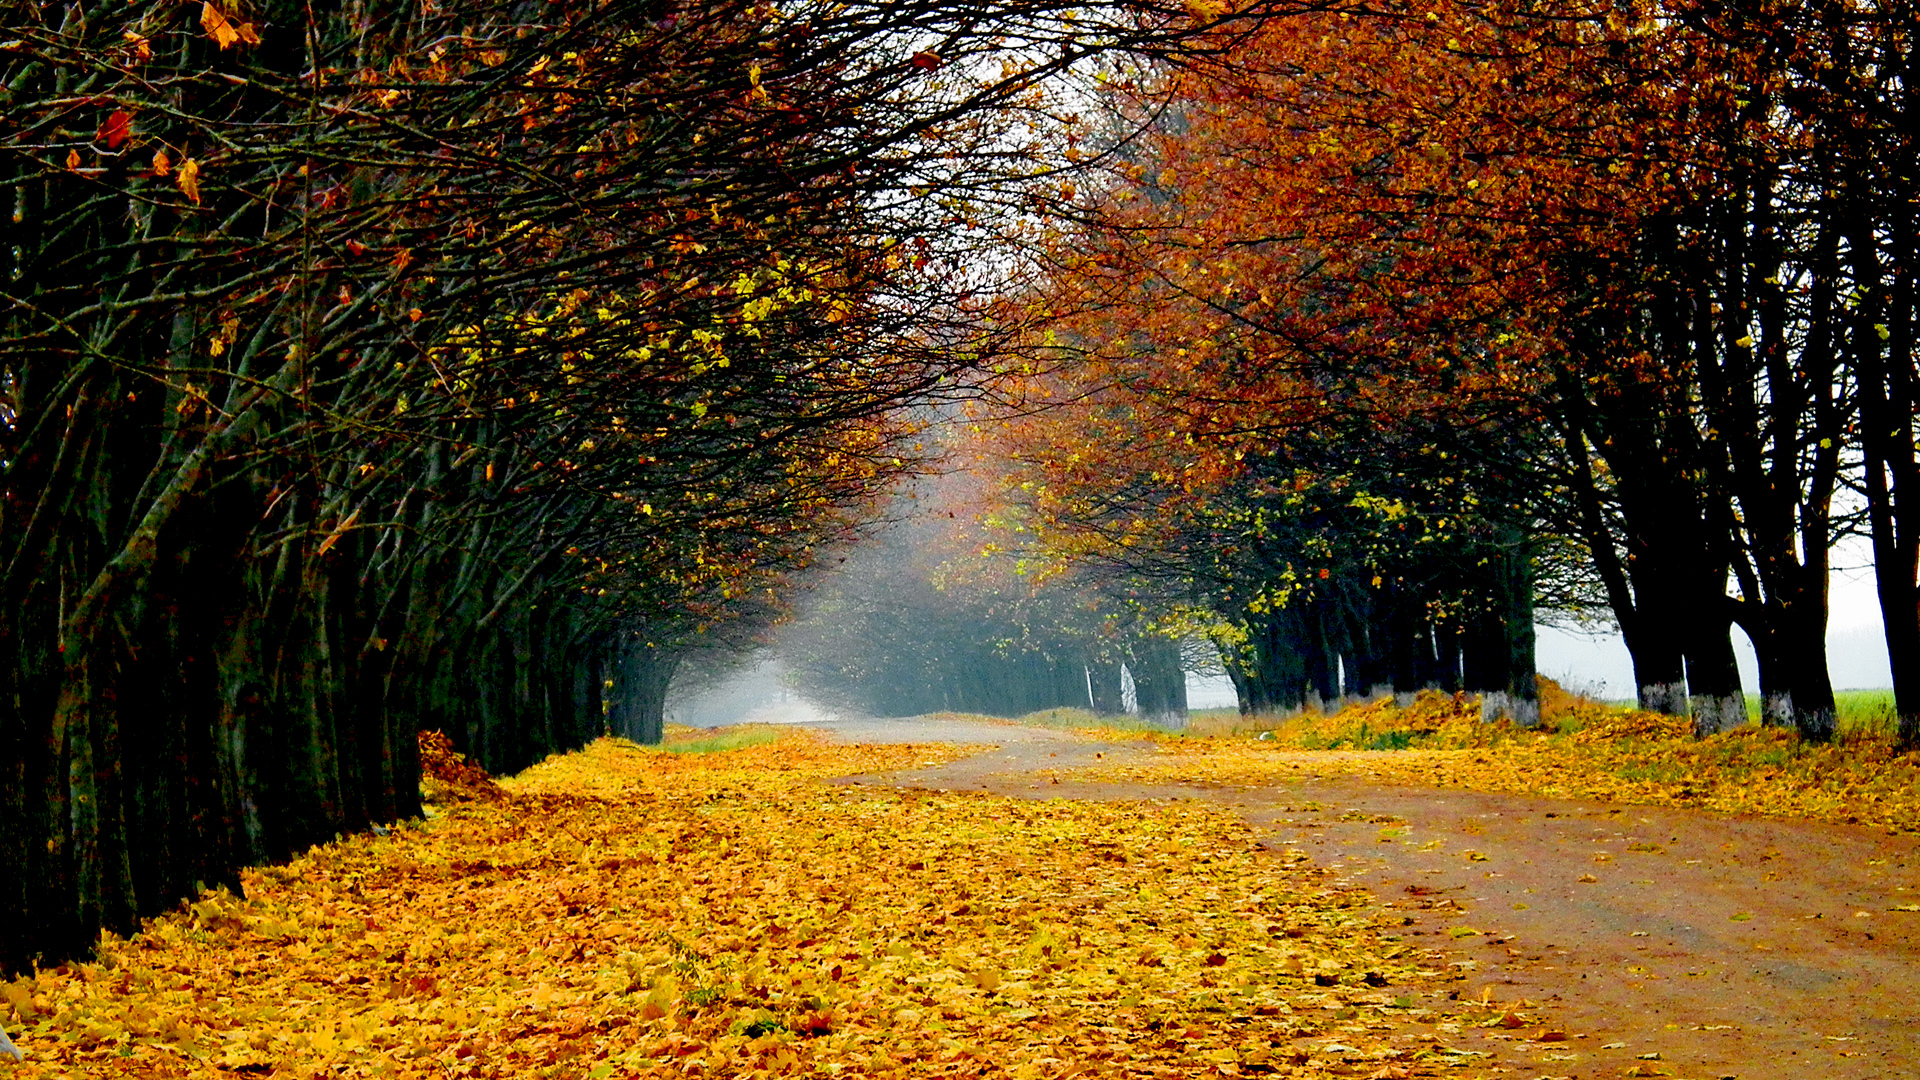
[1073,690,1920,835]
[0,732,1531,1079]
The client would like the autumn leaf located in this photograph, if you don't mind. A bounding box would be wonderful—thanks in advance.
[314,507,361,557]
[201,2,241,49]
[152,148,172,177]
[177,158,202,203]
[102,110,133,150]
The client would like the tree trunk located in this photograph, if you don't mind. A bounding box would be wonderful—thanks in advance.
[1464,528,1539,727]
[1127,636,1188,725]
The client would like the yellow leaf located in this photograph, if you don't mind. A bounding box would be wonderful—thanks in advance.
[178,158,202,204]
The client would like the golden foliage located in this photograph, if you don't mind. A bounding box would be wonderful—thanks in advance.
[0,732,1520,1078]
[418,731,506,804]
[1534,678,1626,735]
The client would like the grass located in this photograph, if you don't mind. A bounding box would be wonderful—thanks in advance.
[1833,689,1898,735]
[1012,706,1188,737]
[657,723,783,754]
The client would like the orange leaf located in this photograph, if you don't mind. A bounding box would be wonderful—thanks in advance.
[315,508,361,557]
[152,149,172,177]
[201,2,240,50]
[65,149,81,171]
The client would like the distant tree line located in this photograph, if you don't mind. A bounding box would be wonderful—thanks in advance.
[778,491,1191,722]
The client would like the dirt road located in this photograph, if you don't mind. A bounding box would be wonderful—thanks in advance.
[804,715,1920,1080]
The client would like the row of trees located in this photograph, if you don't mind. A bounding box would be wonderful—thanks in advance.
[975,0,1916,740]
[982,377,1543,719]
[1,0,1273,972]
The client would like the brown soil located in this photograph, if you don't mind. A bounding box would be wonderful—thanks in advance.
[815,719,1920,1080]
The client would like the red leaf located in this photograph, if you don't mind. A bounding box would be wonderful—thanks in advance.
[103,110,133,150]
[910,51,942,70]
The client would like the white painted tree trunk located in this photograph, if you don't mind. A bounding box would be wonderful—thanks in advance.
[1690,693,1746,737]
[1639,682,1689,716]
[1480,691,1541,728]
[1,1023,23,1061]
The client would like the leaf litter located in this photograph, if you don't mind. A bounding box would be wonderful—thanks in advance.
[0,730,1527,1079]
[1071,687,1920,834]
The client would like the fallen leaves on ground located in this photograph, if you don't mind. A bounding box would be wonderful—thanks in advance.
[0,731,1521,1079]
[1070,690,1920,833]
[419,730,507,803]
